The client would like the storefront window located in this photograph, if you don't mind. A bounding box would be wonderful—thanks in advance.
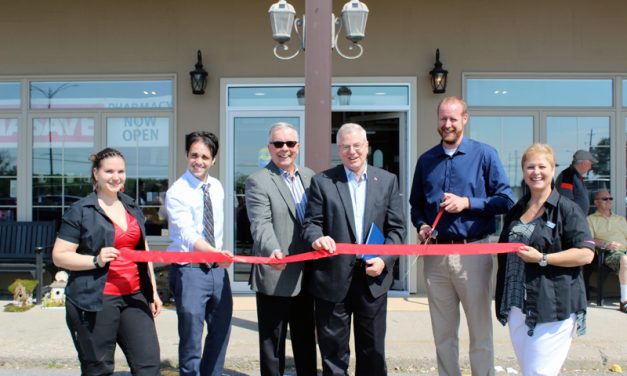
[0,118,18,221]
[467,78,612,107]
[30,80,173,109]
[0,82,20,109]
[466,75,617,215]
[468,116,533,201]
[107,116,170,236]
[32,117,95,226]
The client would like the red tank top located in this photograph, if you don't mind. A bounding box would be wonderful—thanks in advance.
[103,210,142,295]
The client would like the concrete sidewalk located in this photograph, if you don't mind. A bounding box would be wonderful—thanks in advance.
[0,296,625,375]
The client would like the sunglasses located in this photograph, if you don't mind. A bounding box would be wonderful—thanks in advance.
[270,141,298,148]
[597,197,613,201]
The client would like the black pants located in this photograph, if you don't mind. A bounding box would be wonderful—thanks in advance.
[315,265,388,376]
[256,291,317,376]
[66,292,161,376]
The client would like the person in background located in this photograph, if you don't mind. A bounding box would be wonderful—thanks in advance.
[555,149,597,215]
[587,189,627,313]
[52,147,161,375]
[409,96,514,376]
[302,122,406,376]
[496,143,594,375]
[166,131,233,376]
[245,122,317,376]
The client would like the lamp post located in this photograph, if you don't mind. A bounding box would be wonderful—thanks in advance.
[269,0,369,60]
[30,83,78,176]
[268,0,368,172]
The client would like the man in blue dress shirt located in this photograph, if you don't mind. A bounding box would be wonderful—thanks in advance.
[409,97,514,376]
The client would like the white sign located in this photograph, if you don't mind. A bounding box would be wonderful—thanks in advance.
[107,117,169,148]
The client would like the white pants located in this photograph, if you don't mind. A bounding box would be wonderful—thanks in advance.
[508,306,575,376]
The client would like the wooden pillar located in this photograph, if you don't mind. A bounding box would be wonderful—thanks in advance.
[304,0,332,173]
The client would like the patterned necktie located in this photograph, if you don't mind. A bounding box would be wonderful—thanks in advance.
[202,183,215,247]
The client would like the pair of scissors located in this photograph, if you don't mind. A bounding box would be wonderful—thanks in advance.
[423,208,444,245]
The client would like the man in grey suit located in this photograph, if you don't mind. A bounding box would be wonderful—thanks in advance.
[302,123,406,376]
[245,122,317,376]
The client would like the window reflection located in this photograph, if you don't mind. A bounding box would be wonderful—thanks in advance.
[228,85,409,107]
[30,80,173,109]
[0,118,18,221]
[467,78,612,107]
[468,116,533,201]
[0,82,21,109]
[32,117,94,227]
[107,117,170,236]
[547,116,610,214]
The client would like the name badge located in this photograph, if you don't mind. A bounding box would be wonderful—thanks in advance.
[546,221,556,229]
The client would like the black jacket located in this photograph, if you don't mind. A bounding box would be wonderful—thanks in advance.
[57,191,154,311]
[302,165,406,302]
[495,189,594,333]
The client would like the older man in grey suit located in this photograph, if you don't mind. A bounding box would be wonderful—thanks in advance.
[303,123,406,376]
[245,122,317,376]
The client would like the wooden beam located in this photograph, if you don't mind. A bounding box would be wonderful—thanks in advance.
[304,0,332,173]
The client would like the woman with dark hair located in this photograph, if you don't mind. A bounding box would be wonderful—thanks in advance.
[52,147,161,375]
[495,143,594,376]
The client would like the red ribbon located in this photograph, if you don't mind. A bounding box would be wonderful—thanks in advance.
[431,208,445,231]
[120,242,523,265]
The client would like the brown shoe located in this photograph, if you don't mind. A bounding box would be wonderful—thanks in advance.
[621,301,627,313]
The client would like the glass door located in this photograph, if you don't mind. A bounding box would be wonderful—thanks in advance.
[545,114,611,215]
[342,112,409,291]
[226,112,304,291]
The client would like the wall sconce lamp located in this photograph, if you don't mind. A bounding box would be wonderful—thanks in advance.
[268,0,369,60]
[429,49,448,94]
[337,86,352,105]
[296,87,305,105]
[190,50,208,95]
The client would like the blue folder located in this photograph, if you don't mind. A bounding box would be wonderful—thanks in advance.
[363,222,385,259]
[363,223,386,282]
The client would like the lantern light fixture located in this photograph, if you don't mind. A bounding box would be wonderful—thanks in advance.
[268,0,369,60]
[190,50,208,95]
[337,86,352,106]
[429,49,448,94]
[296,87,305,105]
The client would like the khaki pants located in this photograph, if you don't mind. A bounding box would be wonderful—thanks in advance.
[424,252,495,376]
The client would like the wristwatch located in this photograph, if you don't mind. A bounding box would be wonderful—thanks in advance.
[538,253,548,267]
[93,255,101,269]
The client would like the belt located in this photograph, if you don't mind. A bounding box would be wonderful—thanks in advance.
[174,262,218,270]
[433,237,484,244]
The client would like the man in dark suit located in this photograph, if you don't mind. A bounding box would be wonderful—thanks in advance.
[245,122,317,376]
[302,123,406,376]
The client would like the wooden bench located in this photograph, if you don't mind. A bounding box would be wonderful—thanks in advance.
[0,221,57,304]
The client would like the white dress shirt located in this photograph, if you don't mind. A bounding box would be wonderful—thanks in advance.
[344,166,367,244]
[166,169,224,252]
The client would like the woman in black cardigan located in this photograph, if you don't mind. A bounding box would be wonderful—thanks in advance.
[52,148,161,375]
[495,143,594,376]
